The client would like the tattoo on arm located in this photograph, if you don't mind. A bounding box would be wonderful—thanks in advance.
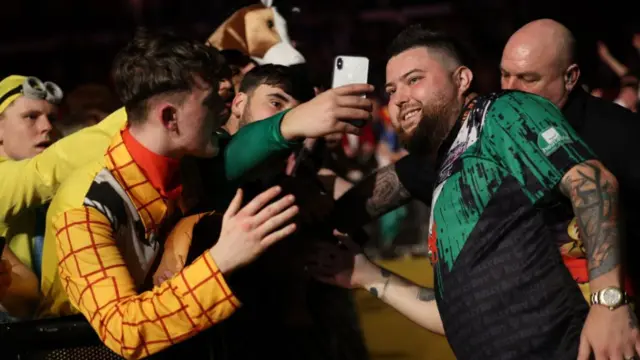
[559,161,621,281]
[334,164,411,232]
[417,288,436,302]
[368,267,435,303]
[364,164,412,218]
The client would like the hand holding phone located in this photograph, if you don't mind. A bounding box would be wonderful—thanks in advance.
[332,56,370,127]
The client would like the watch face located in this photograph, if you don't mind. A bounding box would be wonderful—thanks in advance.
[601,288,623,306]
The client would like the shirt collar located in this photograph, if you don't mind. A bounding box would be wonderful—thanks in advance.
[104,129,170,237]
[121,128,182,200]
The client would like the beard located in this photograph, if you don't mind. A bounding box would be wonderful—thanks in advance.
[397,92,459,156]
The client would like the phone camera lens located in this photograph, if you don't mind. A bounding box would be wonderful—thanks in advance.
[337,58,343,70]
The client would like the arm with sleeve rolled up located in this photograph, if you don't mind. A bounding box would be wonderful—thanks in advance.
[53,207,240,359]
[0,109,126,224]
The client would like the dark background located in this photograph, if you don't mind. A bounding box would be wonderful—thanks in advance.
[0,0,637,95]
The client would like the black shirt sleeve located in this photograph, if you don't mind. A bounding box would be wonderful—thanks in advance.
[394,153,437,205]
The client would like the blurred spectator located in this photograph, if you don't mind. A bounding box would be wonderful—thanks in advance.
[220,49,258,93]
[57,83,120,136]
[614,74,639,112]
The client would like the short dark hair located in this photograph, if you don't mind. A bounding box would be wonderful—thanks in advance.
[112,28,227,123]
[387,25,472,70]
[239,64,315,103]
[220,49,257,69]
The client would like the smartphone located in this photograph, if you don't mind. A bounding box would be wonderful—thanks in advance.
[0,236,5,257]
[331,56,370,127]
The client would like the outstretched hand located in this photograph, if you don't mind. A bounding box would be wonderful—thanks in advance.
[210,186,299,274]
[306,231,378,289]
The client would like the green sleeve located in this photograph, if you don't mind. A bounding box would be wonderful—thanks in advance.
[481,91,596,201]
[223,109,300,181]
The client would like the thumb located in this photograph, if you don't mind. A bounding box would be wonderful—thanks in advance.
[577,334,592,360]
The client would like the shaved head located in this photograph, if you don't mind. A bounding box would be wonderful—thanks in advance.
[500,19,580,109]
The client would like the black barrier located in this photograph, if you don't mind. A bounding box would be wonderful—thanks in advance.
[0,315,122,359]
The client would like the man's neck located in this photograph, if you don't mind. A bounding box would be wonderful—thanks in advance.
[128,124,177,159]
[123,126,182,199]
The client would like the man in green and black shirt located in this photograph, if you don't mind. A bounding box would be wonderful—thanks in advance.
[317,25,640,359]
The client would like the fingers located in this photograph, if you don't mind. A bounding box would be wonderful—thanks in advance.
[336,95,373,111]
[224,189,243,220]
[260,223,297,249]
[252,194,296,226]
[332,231,362,253]
[238,186,282,216]
[577,335,592,360]
[256,205,299,236]
[333,83,375,96]
[334,107,372,122]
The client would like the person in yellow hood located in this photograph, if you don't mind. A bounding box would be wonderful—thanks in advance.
[0,75,127,321]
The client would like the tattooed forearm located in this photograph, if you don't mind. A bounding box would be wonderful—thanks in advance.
[369,268,392,298]
[559,160,621,281]
[365,164,412,217]
[334,164,412,232]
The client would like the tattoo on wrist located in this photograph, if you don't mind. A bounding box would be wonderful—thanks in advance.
[368,269,393,299]
[417,287,436,302]
[560,162,621,281]
[368,287,379,297]
[365,165,411,218]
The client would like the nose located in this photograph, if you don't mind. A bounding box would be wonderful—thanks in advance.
[218,78,232,95]
[38,114,53,135]
[501,75,517,90]
[392,84,410,109]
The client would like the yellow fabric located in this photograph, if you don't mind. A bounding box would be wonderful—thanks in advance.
[0,107,126,270]
[0,75,27,114]
[40,130,239,359]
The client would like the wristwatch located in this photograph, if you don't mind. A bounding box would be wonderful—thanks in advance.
[590,286,630,310]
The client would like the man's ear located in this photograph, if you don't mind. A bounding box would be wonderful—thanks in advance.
[231,92,248,119]
[564,64,581,92]
[160,104,179,133]
[454,66,474,96]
